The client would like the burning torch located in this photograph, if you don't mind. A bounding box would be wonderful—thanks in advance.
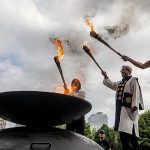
[85,16,123,57]
[53,39,70,95]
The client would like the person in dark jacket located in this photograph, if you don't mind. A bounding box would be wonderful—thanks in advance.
[66,79,85,135]
[97,130,111,150]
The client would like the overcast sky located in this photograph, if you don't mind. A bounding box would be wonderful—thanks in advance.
[0,0,150,127]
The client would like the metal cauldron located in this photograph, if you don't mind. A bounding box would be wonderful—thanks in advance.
[0,91,91,126]
[0,91,103,150]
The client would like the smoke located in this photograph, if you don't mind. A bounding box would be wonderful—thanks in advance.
[0,0,150,126]
[102,0,150,39]
[105,23,129,39]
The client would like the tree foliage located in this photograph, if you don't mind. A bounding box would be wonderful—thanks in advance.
[84,110,150,150]
[94,124,121,150]
[138,110,150,150]
[84,123,96,140]
[84,123,121,150]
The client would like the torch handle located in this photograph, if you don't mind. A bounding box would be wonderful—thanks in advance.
[59,68,67,86]
[89,54,104,71]
[83,46,104,72]
[90,31,123,57]
[107,45,123,57]
[54,57,67,87]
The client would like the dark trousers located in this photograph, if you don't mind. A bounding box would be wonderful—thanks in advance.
[119,132,139,150]
[66,117,85,135]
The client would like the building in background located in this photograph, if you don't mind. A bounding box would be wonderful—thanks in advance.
[88,112,108,130]
[0,118,6,129]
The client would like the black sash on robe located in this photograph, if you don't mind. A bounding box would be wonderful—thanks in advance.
[114,76,132,131]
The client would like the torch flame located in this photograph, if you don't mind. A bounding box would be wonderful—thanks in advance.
[83,41,91,48]
[85,16,94,32]
[83,41,93,52]
[55,84,72,95]
[53,38,64,60]
[55,85,64,94]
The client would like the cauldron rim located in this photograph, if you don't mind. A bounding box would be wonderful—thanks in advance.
[0,91,92,126]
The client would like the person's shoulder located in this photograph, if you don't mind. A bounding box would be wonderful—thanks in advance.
[129,77,140,86]
[104,139,109,143]
[72,90,85,99]
[103,139,110,147]
[130,77,138,82]
[96,140,101,144]
[79,91,85,99]
[76,90,85,95]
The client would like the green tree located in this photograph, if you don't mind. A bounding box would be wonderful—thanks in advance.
[138,110,150,150]
[84,123,95,139]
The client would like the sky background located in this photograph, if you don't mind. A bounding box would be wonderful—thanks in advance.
[0,0,150,127]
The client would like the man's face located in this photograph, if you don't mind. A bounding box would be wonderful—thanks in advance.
[120,68,130,78]
[99,133,105,140]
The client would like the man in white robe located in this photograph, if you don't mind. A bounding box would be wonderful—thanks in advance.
[101,66,144,150]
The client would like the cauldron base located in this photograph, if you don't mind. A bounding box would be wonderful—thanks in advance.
[0,127,103,150]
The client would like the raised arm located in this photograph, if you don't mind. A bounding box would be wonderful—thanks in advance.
[101,70,118,91]
[122,55,150,69]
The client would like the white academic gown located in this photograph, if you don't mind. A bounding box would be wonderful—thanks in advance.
[103,77,144,137]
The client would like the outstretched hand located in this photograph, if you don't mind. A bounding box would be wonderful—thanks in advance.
[122,55,129,61]
[101,70,108,79]
[131,106,137,113]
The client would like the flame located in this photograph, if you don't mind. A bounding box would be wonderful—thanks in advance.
[53,38,64,60]
[71,84,78,92]
[83,41,90,47]
[55,85,64,94]
[85,16,94,32]
[55,85,72,95]
[55,78,81,95]
[64,88,71,95]
[83,41,93,51]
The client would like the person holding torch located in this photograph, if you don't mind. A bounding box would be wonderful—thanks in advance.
[101,66,144,150]
[122,55,150,69]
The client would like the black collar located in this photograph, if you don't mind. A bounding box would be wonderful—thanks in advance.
[122,75,132,81]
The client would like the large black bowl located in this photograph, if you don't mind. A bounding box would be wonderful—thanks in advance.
[0,91,92,126]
